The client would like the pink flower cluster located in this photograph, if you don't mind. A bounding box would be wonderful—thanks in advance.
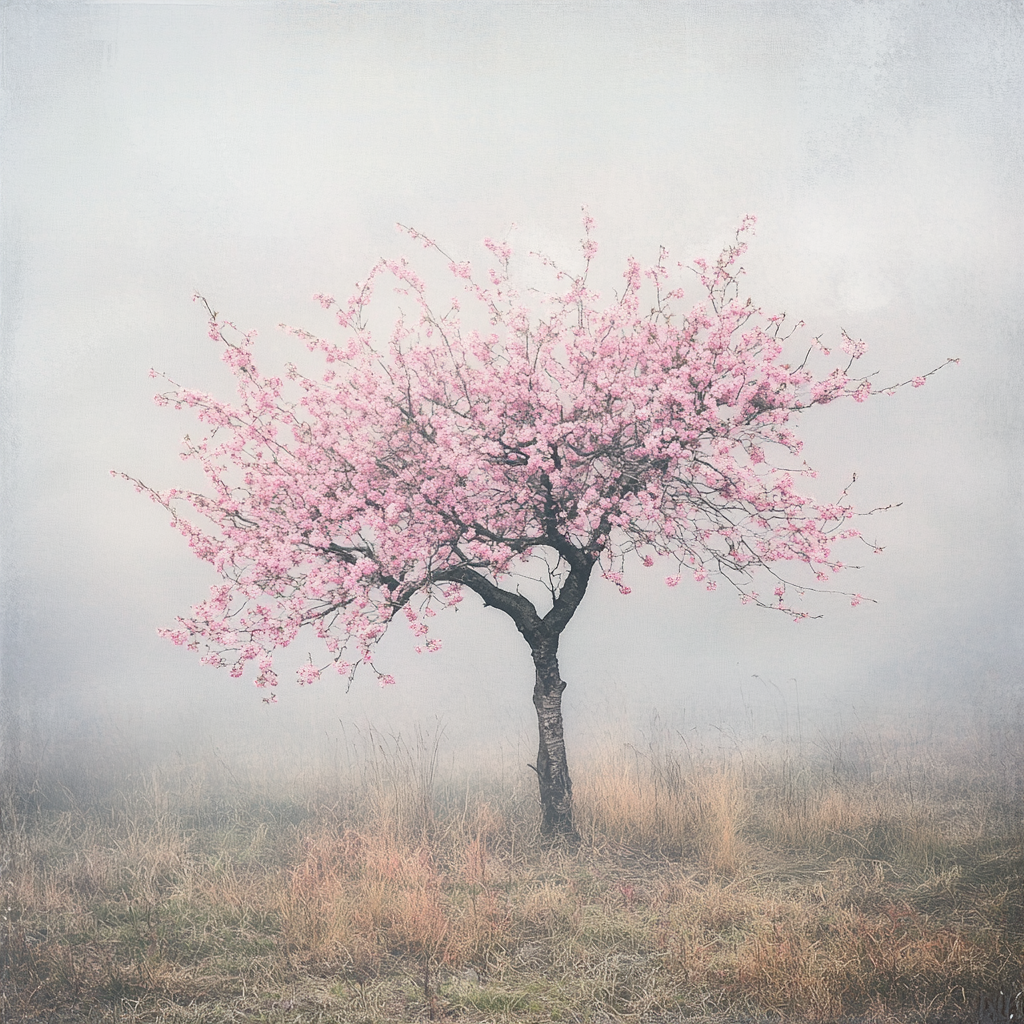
[123,215,953,692]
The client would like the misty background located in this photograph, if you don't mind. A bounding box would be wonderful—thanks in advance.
[2,1,1022,789]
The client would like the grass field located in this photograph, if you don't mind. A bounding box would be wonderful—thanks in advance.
[1,716,1021,1023]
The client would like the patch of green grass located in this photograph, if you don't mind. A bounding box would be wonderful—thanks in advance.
[446,981,539,1015]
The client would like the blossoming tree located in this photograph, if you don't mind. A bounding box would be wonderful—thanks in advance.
[122,215,951,835]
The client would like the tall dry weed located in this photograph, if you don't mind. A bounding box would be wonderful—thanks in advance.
[279,823,512,976]
[574,746,746,870]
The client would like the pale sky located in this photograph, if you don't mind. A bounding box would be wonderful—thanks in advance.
[2,1,1022,775]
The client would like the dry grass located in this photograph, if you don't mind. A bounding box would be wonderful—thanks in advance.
[1,721,1021,1023]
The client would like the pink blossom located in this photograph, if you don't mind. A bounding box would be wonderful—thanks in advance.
[912,376,926,388]
[840,331,866,360]
[297,663,320,685]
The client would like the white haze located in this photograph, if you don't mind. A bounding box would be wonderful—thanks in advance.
[1,1,1021,782]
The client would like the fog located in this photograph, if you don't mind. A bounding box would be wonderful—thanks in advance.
[2,1,1022,789]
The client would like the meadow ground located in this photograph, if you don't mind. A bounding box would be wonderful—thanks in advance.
[1,715,1021,1024]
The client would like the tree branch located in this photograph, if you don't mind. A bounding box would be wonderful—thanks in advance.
[435,565,543,636]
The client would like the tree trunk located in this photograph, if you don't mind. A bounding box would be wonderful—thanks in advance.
[529,635,576,837]
[441,557,594,838]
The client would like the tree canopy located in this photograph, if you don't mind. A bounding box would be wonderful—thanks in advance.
[124,215,950,700]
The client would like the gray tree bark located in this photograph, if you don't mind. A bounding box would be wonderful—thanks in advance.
[530,635,575,836]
